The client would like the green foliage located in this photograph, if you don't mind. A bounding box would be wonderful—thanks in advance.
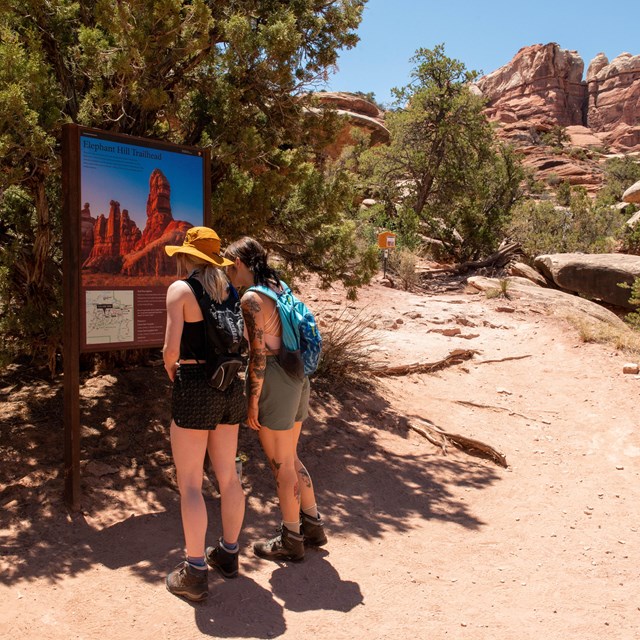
[596,156,640,205]
[508,190,624,258]
[0,0,371,368]
[624,277,640,330]
[360,44,523,261]
[555,181,572,207]
[540,125,570,149]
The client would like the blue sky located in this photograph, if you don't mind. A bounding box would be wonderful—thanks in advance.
[80,135,204,228]
[324,0,640,107]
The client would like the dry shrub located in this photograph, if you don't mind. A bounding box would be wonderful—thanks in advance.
[389,248,419,291]
[313,307,377,387]
[568,316,640,357]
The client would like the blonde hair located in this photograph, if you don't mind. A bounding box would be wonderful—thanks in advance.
[176,254,228,303]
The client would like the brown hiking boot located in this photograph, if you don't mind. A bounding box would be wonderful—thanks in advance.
[166,561,208,601]
[300,511,328,547]
[205,540,239,579]
[253,525,305,562]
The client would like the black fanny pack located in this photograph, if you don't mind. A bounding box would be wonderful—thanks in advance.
[206,354,244,391]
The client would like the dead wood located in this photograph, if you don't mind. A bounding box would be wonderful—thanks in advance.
[453,400,541,422]
[371,349,477,377]
[474,354,532,365]
[409,418,508,468]
[453,242,522,274]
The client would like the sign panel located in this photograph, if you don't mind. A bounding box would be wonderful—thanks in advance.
[76,128,208,350]
[377,231,397,249]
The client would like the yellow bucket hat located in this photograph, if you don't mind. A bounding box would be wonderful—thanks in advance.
[165,226,233,267]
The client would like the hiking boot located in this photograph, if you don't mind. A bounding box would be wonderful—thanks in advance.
[253,525,305,562]
[166,561,208,601]
[205,541,239,579]
[300,511,328,547]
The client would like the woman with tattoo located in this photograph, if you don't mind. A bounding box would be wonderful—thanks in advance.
[224,237,327,562]
[162,227,246,601]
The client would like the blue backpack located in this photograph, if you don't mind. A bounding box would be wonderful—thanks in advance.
[248,281,322,377]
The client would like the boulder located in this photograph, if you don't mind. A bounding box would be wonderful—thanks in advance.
[467,275,629,329]
[534,253,640,308]
[623,180,640,204]
[506,261,549,287]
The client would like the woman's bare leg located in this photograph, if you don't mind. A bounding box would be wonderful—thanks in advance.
[292,420,317,515]
[170,421,209,557]
[258,426,300,528]
[207,423,244,545]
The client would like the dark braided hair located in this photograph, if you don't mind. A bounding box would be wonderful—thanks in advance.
[224,237,280,287]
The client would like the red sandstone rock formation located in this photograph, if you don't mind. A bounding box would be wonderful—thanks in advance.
[476,43,640,155]
[310,92,389,158]
[136,169,173,249]
[82,168,194,277]
[119,209,141,255]
[476,43,585,133]
[80,202,96,263]
[83,201,126,273]
[121,220,191,277]
[586,52,640,151]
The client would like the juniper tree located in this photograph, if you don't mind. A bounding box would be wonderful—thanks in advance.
[0,0,373,367]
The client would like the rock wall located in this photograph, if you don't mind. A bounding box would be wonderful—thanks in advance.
[477,43,585,129]
[475,43,640,152]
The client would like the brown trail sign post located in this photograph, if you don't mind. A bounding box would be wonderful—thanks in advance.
[62,124,210,509]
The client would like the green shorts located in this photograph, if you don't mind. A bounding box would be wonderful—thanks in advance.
[249,356,310,430]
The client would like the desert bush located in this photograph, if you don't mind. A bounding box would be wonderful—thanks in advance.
[485,279,511,300]
[555,181,572,207]
[621,277,640,331]
[388,248,419,291]
[313,307,377,387]
[508,196,623,258]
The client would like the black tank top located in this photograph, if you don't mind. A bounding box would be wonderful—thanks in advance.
[180,320,206,360]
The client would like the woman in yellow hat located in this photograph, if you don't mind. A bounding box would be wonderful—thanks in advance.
[162,227,246,601]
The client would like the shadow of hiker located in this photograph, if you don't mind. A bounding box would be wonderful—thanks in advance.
[192,574,286,638]
[268,552,363,613]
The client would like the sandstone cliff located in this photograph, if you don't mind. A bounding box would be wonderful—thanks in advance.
[475,43,640,154]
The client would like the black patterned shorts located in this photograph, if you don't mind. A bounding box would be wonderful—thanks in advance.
[171,364,247,430]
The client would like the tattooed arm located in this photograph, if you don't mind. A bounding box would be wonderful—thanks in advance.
[241,290,267,430]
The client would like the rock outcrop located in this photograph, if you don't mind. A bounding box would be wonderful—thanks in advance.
[467,275,630,329]
[311,92,389,158]
[83,168,191,276]
[136,169,173,249]
[476,44,585,132]
[623,179,640,204]
[475,43,640,154]
[80,203,96,263]
[83,200,129,273]
[587,53,640,150]
[534,253,640,309]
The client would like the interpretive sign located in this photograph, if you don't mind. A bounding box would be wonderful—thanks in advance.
[62,124,210,508]
[77,128,209,350]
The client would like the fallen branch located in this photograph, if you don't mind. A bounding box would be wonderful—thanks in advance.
[371,349,477,377]
[409,418,508,468]
[474,354,532,365]
[453,400,540,422]
[454,242,522,274]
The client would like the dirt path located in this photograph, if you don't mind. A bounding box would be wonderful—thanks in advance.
[1,279,639,639]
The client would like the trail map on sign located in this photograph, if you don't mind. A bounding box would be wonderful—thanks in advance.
[86,290,134,344]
